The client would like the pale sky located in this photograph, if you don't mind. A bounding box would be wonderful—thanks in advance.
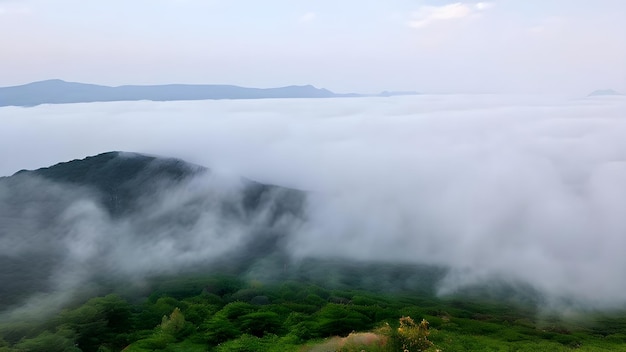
[1,0,625,94]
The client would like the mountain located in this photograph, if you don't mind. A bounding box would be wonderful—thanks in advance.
[0,152,306,309]
[2,151,554,336]
[13,152,204,216]
[0,156,620,352]
[588,89,623,96]
[1,152,445,312]
[0,80,418,107]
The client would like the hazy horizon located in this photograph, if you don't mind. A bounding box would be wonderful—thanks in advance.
[1,0,624,95]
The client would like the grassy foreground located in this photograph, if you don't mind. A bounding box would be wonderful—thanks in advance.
[1,274,625,352]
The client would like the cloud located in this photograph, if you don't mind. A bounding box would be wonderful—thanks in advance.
[475,2,494,11]
[408,2,493,28]
[0,167,302,318]
[1,94,626,309]
[298,11,316,23]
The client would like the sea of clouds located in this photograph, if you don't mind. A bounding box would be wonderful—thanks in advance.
[1,94,626,308]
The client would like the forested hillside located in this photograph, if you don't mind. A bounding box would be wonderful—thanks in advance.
[1,152,625,351]
[2,272,626,352]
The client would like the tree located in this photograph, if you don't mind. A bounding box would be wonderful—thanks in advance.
[14,331,81,352]
[238,312,282,337]
[160,307,186,337]
[58,294,133,352]
[161,307,195,344]
[313,304,371,337]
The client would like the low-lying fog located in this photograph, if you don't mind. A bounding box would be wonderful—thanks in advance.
[1,94,626,309]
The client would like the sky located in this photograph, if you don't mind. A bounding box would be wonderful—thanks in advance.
[0,0,624,94]
[2,94,626,308]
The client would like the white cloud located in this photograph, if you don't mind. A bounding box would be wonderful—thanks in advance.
[2,94,626,307]
[298,11,316,23]
[409,2,493,28]
[475,2,494,10]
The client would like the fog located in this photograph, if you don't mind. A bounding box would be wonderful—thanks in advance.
[0,168,303,320]
[1,94,626,309]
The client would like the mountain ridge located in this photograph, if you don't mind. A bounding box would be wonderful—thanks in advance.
[0,79,418,107]
[588,89,623,97]
[12,151,207,215]
[0,151,307,309]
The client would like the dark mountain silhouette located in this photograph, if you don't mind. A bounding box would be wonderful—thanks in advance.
[0,152,306,309]
[0,80,417,107]
[13,152,204,216]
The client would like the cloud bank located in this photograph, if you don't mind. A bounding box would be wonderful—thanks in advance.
[1,94,626,308]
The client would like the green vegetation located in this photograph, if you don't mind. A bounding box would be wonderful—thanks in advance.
[1,275,625,352]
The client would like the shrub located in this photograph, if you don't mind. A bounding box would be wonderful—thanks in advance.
[390,316,433,352]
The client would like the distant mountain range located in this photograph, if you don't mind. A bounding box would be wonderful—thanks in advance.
[588,89,623,97]
[0,79,418,107]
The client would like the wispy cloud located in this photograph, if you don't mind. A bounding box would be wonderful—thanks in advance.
[298,11,316,23]
[475,2,494,11]
[409,2,494,28]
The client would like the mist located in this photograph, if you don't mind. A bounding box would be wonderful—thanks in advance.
[1,94,626,310]
[0,168,304,319]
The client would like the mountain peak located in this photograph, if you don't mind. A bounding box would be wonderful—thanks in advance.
[15,151,205,215]
[588,89,623,97]
[35,78,66,83]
